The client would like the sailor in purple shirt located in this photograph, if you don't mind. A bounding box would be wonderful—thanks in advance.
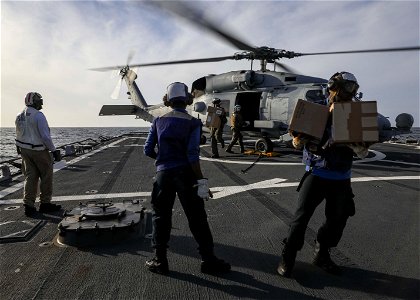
[143,82,230,275]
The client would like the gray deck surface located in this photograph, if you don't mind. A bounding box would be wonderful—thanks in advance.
[1,134,419,300]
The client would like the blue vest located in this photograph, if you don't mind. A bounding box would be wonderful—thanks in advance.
[151,110,202,172]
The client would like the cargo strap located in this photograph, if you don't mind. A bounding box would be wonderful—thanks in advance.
[296,169,312,192]
[240,154,263,174]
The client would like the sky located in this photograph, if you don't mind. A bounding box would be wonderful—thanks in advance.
[1,0,419,128]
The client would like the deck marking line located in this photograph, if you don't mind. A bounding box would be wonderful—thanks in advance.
[0,138,130,199]
[1,176,418,205]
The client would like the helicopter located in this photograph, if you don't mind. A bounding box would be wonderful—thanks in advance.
[90,1,418,152]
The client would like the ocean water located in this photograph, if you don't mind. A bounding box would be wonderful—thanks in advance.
[1,126,419,163]
[0,127,149,162]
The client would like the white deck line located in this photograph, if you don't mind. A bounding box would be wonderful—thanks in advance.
[1,176,418,205]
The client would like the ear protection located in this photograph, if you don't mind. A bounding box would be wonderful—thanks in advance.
[187,93,193,105]
[164,82,194,106]
[25,92,43,106]
[163,92,193,106]
[327,72,341,91]
[163,94,171,107]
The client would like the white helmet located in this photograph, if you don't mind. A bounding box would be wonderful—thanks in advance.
[328,72,359,96]
[167,82,188,103]
[234,104,241,112]
[25,92,43,107]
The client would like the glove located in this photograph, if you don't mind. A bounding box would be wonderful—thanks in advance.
[292,134,312,150]
[52,150,62,162]
[347,143,369,159]
[194,178,211,201]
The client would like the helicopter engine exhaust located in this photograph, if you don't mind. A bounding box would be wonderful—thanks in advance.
[204,71,260,92]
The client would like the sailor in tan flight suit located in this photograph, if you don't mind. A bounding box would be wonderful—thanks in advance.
[225,104,245,154]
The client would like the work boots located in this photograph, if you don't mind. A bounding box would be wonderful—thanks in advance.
[312,241,342,275]
[23,204,37,217]
[39,203,62,213]
[146,249,169,275]
[145,256,169,275]
[201,256,231,274]
[277,242,297,278]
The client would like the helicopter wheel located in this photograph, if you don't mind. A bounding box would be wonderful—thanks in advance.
[255,138,273,152]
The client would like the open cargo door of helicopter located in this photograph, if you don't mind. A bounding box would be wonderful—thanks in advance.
[235,92,261,130]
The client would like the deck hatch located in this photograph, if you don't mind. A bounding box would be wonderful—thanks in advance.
[0,220,46,244]
[57,200,147,246]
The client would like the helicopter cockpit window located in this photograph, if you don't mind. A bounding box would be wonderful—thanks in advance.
[305,90,327,104]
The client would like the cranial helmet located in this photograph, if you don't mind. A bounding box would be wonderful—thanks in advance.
[25,92,43,107]
[212,98,221,105]
[234,104,241,112]
[167,82,188,102]
[327,72,359,96]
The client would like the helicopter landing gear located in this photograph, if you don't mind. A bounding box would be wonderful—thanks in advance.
[255,137,273,152]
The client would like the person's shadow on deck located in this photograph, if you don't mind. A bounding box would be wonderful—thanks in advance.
[169,235,419,299]
[293,261,419,300]
[167,270,316,299]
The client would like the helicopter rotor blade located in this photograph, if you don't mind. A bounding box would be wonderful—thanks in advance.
[111,77,123,100]
[89,56,236,71]
[127,56,236,68]
[89,66,127,72]
[297,46,420,57]
[273,61,299,74]
[127,50,136,65]
[150,1,256,52]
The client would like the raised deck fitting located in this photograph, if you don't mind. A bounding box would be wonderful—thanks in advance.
[57,200,147,247]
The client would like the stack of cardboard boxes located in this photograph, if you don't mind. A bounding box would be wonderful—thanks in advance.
[289,99,379,143]
[206,106,225,128]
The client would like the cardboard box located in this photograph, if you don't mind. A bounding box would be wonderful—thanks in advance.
[331,101,378,143]
[288,99,329,140]
[205,106,224,128]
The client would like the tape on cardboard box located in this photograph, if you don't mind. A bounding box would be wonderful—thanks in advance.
[332,101,378,142]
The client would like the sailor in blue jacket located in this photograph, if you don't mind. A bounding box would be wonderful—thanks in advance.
[278,72,370,277]
[144,82,230,275]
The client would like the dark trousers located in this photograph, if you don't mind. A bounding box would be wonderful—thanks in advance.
[210,127,224,155]
[226,128,244,152]
[286,174,355,251]
[151,167,214,259]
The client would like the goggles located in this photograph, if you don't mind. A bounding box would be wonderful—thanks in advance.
[342,81,359,95]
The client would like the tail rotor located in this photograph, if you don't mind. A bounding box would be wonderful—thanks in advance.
[111,77,123,100]
[109,50,136,100]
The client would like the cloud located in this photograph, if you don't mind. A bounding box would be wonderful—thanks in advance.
[1,0,419,128]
